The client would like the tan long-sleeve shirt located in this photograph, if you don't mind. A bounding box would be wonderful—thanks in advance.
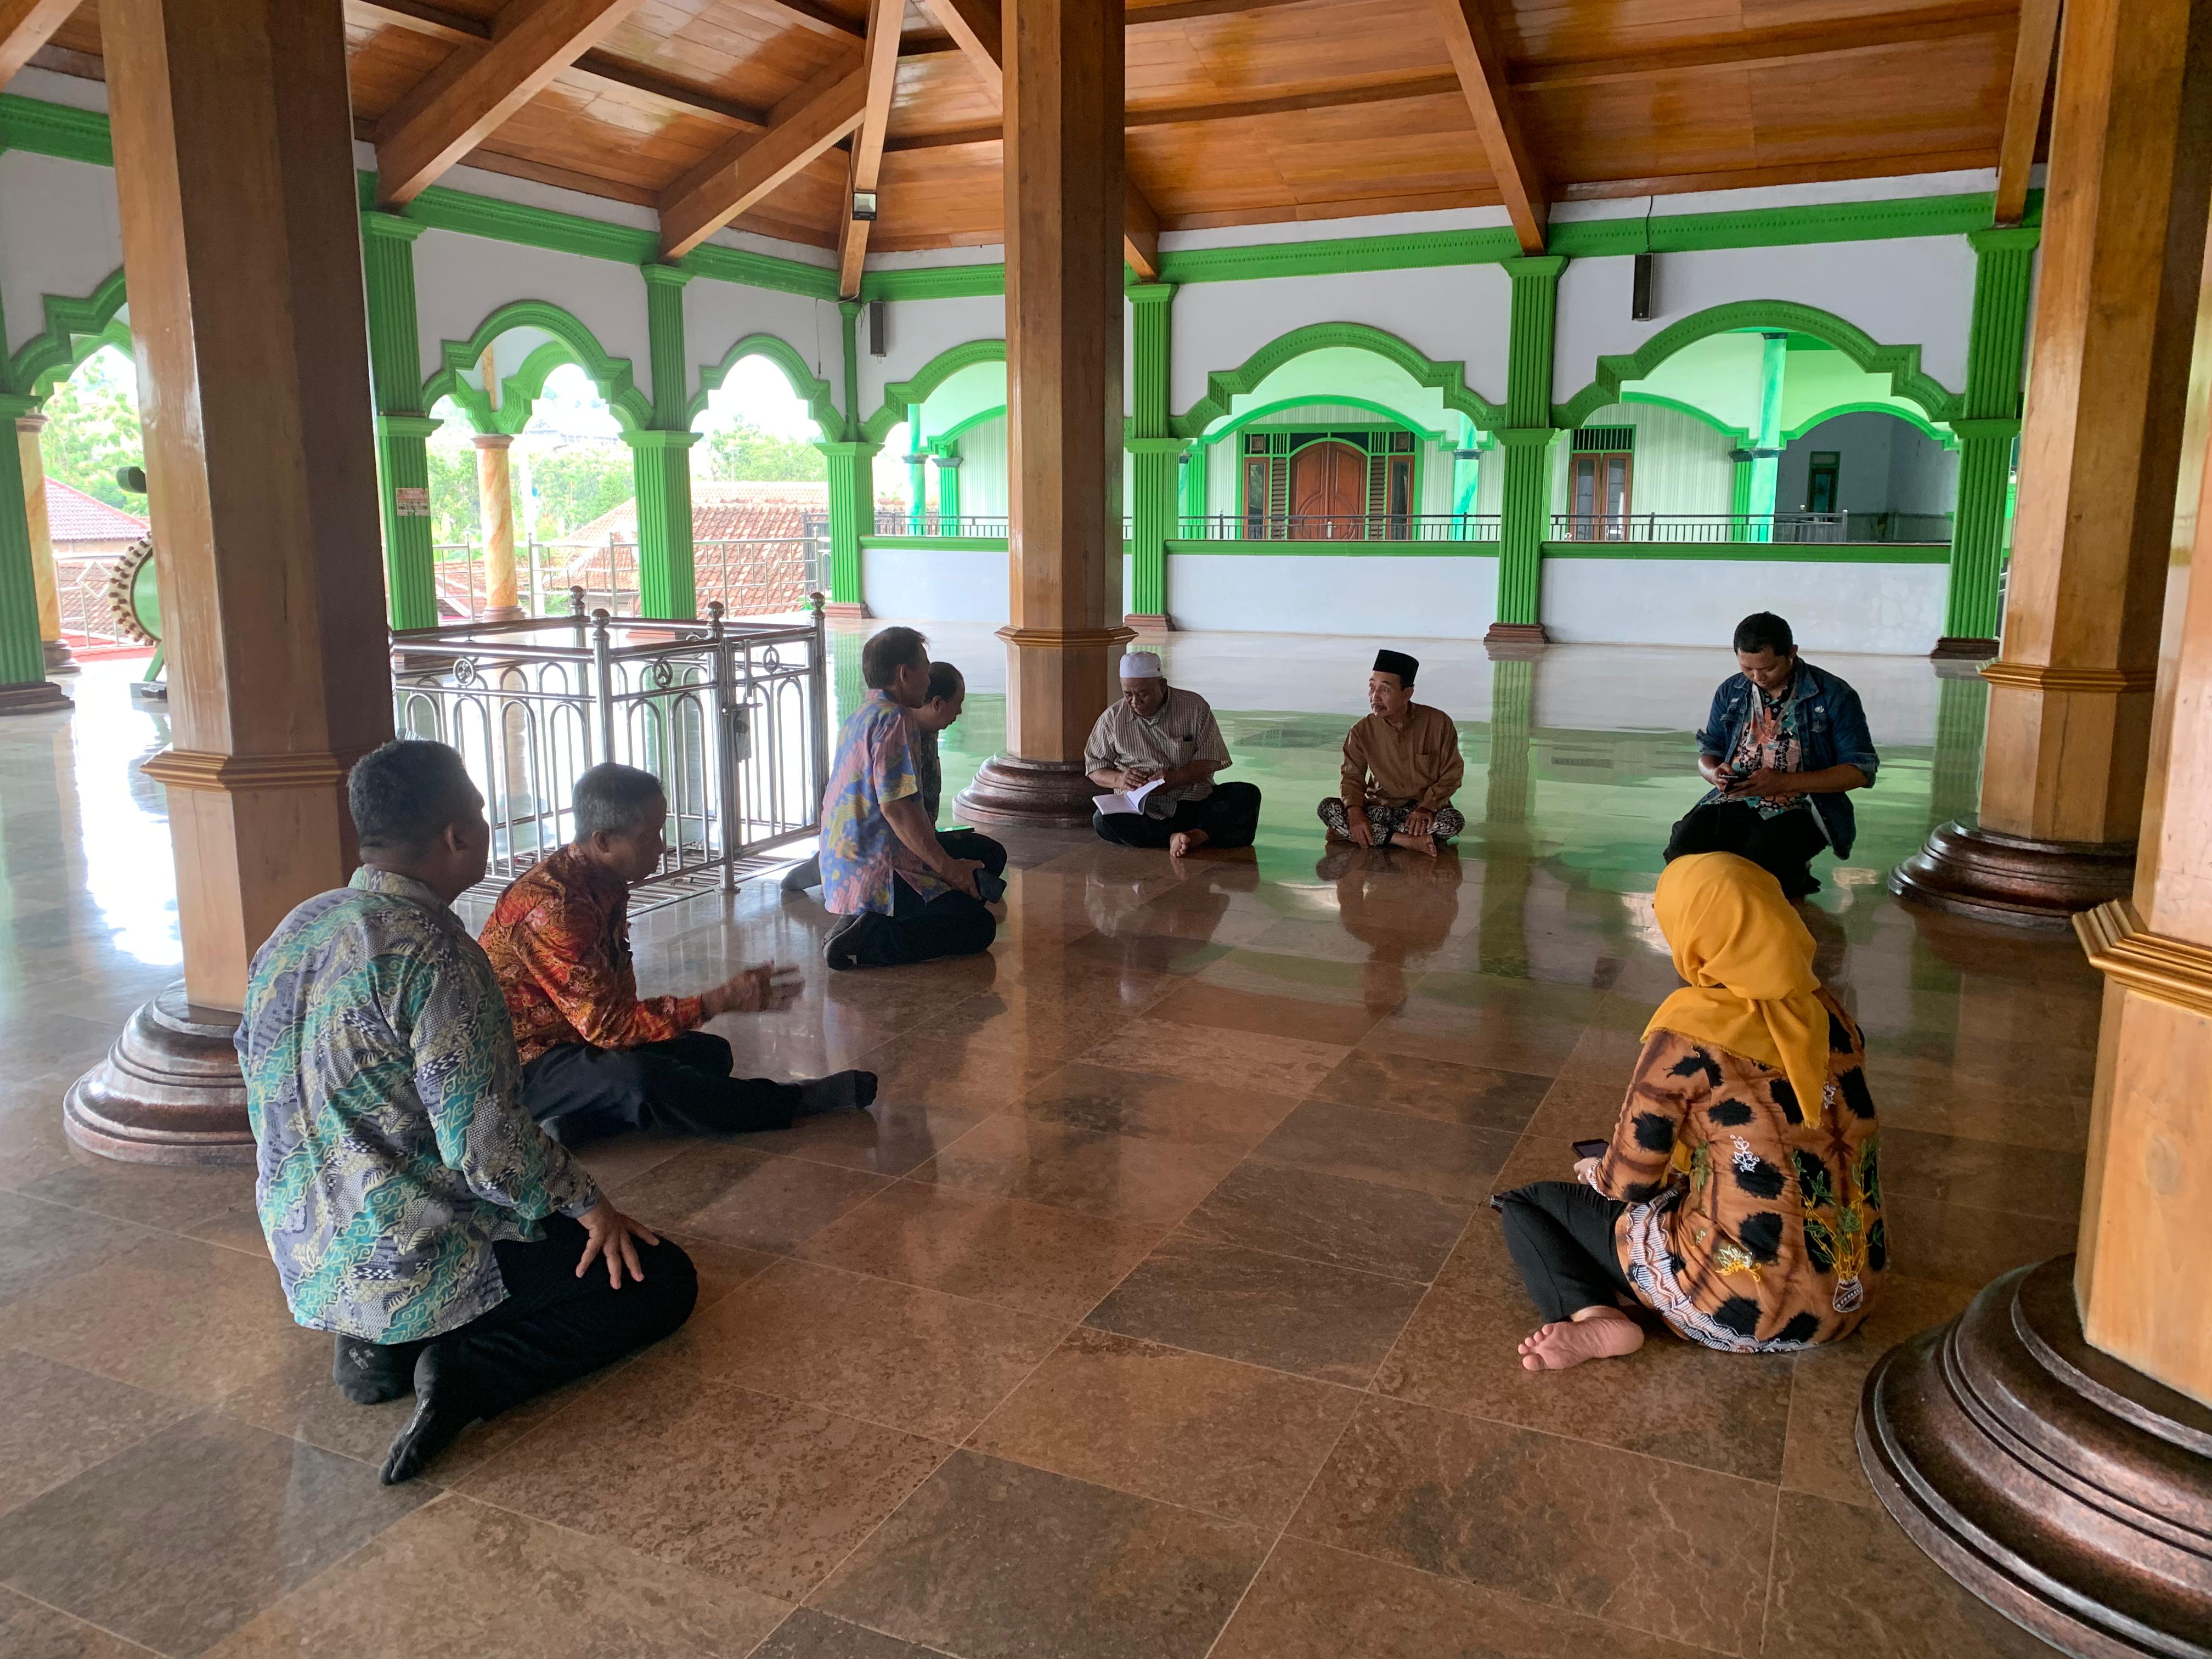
[1340,703,1464,812]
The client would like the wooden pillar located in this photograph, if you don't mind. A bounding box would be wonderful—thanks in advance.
[1859,3,2212,1647]
[1489,254,1564,645]
[473,434,522,619]
[16,415,75,675]
[1891,0,2212,924]
[955,0,1132,826]
[65,0,395,1164]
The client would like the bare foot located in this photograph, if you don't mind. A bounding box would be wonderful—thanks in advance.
[1387,831,1438,857]
[1518,1306,1645,1371]
[1167,829,1211,858]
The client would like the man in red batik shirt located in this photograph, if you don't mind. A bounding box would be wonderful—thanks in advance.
[482,764,877,1142]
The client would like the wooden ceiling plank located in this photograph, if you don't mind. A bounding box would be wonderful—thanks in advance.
[1514,9,2016,92]
[1430,0,1546,253]
[661,65,869,258]
[0,0,84,88]
[1994,0,2062,224]
[838,0,906,297]
[346,0,484,48]
[733,0,866,44]
[376,0,652,206]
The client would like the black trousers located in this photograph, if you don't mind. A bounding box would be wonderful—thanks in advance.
[786,827,1006,890]
[828,872,997,969]
[1496,1180,1632,1323]
[337,1216,697,1419]
[1093,781,1262,850]
[521,1031,800,1143]
[1664,799,1826,896]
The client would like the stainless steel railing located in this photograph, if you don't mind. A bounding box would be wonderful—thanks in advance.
[390,589,829,900]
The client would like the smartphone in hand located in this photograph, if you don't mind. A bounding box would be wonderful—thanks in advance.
[1571,1139,1609,1161]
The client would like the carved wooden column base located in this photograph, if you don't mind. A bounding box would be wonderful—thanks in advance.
[480,605,527,623]
[63,984,253,1166]
[1123,613,1170,631]
[1483,622,1549,647]
[954,753,1099,828]
[1858,1255,2212,1659]
[1484,635,1550,664]
[822,601,870,621]
[42,639,80,675]
[1931,634,2001,661]
[0,678,71,715]
[1889,819,2136,926]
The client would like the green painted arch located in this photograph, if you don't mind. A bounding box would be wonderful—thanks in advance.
[1198,394,1447,448]
[1171,323,1504,441]
[1784,399,1958,450]
[861,338,1006,444]
[1553,302,1961,432]
[422,299,652,435]
[9,266,128,400]
[933,402,1005,445]
[688,331,841,438]
[1616,392,1751,447]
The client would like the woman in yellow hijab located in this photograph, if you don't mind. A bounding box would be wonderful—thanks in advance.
[1497,852,1884,1371]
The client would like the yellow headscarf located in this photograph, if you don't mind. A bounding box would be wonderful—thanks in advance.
[1645,853,1831,1121]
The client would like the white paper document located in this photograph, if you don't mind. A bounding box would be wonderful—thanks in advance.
[1091,776,1165,817]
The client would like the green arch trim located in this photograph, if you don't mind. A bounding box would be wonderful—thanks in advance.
[1616,392,1751,447]
[1197,393,1447,447]
[1553,302,1961,432]
[1784,399,1958,450]
[8,266,128,400]
[422,299,652,435]
[861,338,1006,444]
[687,331,841,438]
[1171,322,1504,441]
[933,402,1005,445]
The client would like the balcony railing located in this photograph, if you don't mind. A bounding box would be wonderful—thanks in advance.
[391,590,830,906]
[873,511,1011,537]
[1177,514,1503,543]
[1550,511,1953,545]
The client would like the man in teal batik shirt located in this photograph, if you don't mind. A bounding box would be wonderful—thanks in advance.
[238,739,693,1484]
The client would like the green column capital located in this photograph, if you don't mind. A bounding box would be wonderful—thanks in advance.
[1968,224,2042,255]
[376,412,441,439]
[640,261,694,291]
[1125,281,1179,307]
[1501,253,1569,282]
[359,209,426,246]
[623,427,702,453]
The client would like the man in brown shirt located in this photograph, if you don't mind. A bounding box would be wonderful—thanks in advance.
[1318,648,1466,856]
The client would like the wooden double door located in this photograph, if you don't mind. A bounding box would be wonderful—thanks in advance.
[1289,441,1366,540]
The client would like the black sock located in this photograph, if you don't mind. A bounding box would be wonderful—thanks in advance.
[380,1344,481,1485]
[795,1070,878,1116]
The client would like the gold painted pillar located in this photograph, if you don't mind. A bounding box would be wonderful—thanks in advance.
[954,0,1133,825]
[473,433,523,619]
[1891,0,2212,923]
[16,415,74,675]
[65,0,395,1163]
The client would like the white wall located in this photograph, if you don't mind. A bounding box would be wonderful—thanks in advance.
[862,545,1009,623]
[858,295,1003,426]
[1888,428,1959,514]
[0,150,123,357]
[1776,413,1959,515]
[1541,557,1949,654]
[684,279,844,417]
[1166,554,1498,637]
[413,229,655,401]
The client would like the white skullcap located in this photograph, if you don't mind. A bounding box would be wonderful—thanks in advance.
[1119,651,1164,679]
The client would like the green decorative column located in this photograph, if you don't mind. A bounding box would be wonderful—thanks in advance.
[633,263,698,619]
[820,441,877,617]
[1126,282,1177,629]
[1745,331,1789,542]
[1940,225,2040,659]
[362,210,439,630]
[905,403,928,532]
[1451,414,1481,539]
[929,439,962,522]
[1178,442,1206,534]
[0,388,67,713]
[1494,255,1566,645]
[1730,455,1754,542]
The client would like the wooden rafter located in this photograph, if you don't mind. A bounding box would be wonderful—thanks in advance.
[1994,0,2062,225]
[923,0,1162,275]
[0,0,80,89]
[1516,8,2016,91]
[837,0,906,298]
[376,0,652,207]
[660,66,870,259]
[1431,0,1546,253]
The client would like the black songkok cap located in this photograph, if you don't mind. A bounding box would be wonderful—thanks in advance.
[1373,648,1419,685]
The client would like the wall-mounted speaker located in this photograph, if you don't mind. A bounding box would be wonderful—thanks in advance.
[868,299,888,357]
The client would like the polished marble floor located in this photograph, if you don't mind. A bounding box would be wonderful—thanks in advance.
[0,640,2092,1658]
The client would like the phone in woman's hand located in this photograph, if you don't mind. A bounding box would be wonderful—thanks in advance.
[1571,1138,1609,1161]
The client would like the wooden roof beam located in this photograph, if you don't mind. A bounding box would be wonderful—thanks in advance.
[1994,0,2062,225]
[660,65,869,259]
[0,0,82,89]
[837,0,906,298]
[376,0,652,207]
[1431,0,1547,253]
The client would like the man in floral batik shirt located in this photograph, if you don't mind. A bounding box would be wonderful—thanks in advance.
[818,627,997,969]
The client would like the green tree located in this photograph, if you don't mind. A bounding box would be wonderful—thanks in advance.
[527,442,634,538]
[705,417,825,482]
[427,436,480,548]
[41,351,145,510]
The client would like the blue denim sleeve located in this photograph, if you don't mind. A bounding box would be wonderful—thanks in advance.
[1696,680,1734,758]
[1829,680,1880,783]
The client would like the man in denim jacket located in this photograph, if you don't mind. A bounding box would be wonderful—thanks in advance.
[1664,612,1878,898]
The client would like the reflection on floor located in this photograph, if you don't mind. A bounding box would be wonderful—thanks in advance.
[0,642,2087,1657]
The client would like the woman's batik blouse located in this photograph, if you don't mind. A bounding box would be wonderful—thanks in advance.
[1592,988,1884,1352]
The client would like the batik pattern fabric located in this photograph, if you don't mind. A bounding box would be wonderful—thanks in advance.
[1703,678,1813,823]
[1317,798,1466,844]
[480,844,703,1065]
[237,867,600,1343]
[1592,990,1882,1353]
[820,691,947,917]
